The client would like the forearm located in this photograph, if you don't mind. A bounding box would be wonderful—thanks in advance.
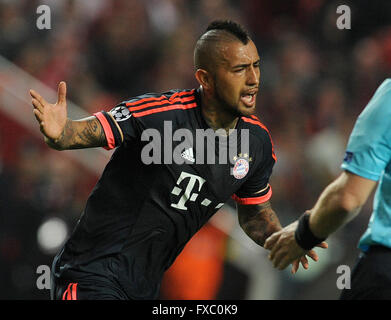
[309,178,362,239]
[45,117,106,150]
[239,202,282,247]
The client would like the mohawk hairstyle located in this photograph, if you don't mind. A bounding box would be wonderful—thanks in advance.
[205,20,250,44]
[194,20,252,71]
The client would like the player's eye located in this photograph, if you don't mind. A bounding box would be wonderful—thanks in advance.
[233,67,245,73]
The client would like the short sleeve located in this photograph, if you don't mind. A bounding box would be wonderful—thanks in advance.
[341,79,391,181]
[94,102,143,150]
[232,133,276,205]
[94,89,197,150]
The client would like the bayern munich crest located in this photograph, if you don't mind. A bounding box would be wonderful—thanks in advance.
[110,106,132,122]
[232,153,251,179]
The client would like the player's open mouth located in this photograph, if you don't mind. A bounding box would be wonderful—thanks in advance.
[240,91,257,108]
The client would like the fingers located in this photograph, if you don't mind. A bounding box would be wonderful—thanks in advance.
[306,249,319,262]
[30,81,67,109]
[57,81,67,105]
[317,241,328,249]
[291,255,315,275]
[275,249,315,271]
[265,235,286,269]
[291,260,300,274]
[30,89,45,129]
[300,256,309,269]
[31,98,44,113]
[268,240,280,262]
[264,233,278,250]
[271,250,285,269]
[33,109,43,123]
[29,89,47,107]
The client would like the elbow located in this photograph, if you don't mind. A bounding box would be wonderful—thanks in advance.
[339,191,363,214]
[331,171,375,215]
[328,173,366,214]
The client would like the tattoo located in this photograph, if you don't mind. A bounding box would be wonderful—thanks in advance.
[73,118,106,149]
[48,117,106,150]
[60,119,74,143]
[238,201,282,247]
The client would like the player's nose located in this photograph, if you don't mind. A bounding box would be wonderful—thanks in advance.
[246,65,260,86]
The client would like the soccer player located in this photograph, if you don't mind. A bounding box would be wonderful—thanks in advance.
[265,78,391,299]
[30,20,322,300]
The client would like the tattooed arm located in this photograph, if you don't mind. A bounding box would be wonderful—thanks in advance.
[238,201,322,273]
[44,117,106,150]
[237,201,282,247]
[30,81,107,150]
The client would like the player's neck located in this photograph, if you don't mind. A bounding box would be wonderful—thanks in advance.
[202,109,239,135]
[199,88,239,135]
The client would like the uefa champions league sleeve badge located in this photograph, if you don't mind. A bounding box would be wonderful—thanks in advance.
[110,106,132,122]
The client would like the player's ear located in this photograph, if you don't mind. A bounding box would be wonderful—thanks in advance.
[195,69,213,91]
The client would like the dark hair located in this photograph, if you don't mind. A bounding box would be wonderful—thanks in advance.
[205,20,250,44]
[194,20,251,71]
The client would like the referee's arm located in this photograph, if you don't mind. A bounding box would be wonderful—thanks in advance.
[307,171,376,239]
[265,171,374,270]
[30,81,107,150]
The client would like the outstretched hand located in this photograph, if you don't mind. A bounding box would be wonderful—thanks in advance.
[264,221,328,272]
[30,81,68,141]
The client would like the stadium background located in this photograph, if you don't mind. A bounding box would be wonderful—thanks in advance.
[0,0,391,300]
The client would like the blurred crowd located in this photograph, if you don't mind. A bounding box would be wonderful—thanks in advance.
[1,0,391,299]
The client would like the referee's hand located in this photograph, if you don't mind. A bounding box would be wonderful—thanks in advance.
[30,81,68,141]
[264,221,328,272]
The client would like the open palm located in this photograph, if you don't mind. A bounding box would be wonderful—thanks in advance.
[30,81,68,140]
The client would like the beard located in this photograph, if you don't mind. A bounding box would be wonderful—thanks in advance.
[213,78,256,118]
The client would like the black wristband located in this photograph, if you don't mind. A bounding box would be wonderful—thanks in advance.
[294,213,326,250]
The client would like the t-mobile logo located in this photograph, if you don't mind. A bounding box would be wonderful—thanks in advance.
[170,172,224,211]
[170,172,206,211]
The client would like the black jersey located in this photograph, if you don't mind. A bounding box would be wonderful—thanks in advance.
[52,88,276,299]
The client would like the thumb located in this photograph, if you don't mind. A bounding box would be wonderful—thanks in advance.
[57,81,67,105]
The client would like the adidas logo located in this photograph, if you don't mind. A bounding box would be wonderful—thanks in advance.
[181,148,195,163]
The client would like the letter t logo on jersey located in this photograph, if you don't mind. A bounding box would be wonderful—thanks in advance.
[170,172,206,211]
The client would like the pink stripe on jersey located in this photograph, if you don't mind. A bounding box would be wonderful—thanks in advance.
[232,186,272,205]
[127,95,196,112]
[132,102,198,118]
[94,112,116,150]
